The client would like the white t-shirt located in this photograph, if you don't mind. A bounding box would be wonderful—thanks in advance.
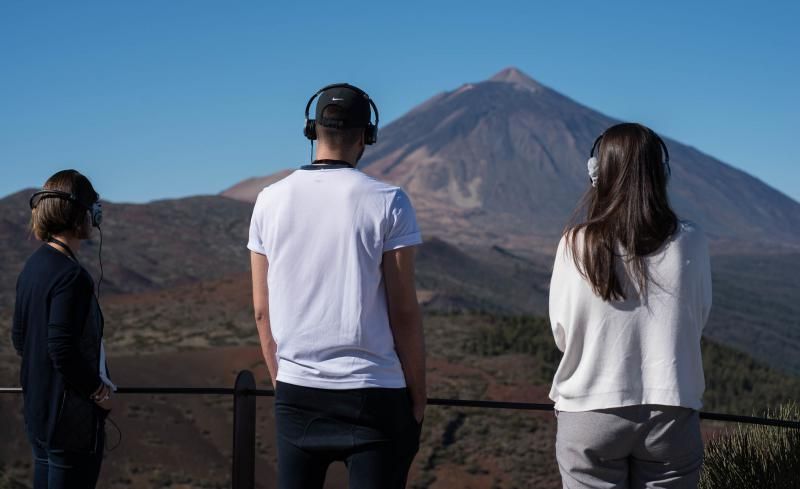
[247,165,422,389]
[548,221,712,411]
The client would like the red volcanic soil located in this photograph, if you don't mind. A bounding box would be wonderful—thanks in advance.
[0,346,564,488]
[0,348,349,489]
[103,273,252,309]
[1,347,560,488]
[103,348,353,488]
[0,342,743,489]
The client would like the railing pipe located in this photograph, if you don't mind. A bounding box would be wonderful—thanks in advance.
[4,380,800,431]
[232,370,256,489]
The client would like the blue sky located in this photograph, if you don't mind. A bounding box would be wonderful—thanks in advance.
[1,0,798,203]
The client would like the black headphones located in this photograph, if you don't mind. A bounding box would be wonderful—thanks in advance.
[590,129,671,176]
[303,83,380,145]
[29,190,103,228]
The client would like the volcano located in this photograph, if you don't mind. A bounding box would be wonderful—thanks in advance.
[224,67,800,250]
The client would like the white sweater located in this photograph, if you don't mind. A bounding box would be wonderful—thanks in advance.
[548,221,712,412]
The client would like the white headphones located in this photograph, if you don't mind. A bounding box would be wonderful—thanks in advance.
[587,130,671,188]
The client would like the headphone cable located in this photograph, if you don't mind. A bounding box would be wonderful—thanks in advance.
[105,414,122,452]
[97,225,104,300]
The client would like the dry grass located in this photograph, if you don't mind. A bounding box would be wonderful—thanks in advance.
[700,403,800,489]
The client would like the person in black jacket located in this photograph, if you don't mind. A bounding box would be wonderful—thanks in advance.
[12,169,114,489]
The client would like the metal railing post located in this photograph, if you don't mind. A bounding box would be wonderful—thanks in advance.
[232,370,256,489]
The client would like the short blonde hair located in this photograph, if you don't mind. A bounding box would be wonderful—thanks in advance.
[30,170,98,241]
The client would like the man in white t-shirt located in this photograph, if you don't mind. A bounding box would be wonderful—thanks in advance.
[248,83,425,488]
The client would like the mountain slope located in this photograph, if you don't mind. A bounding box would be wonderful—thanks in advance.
[0,189,254,313]
[216,68,800,373]
[224,67,800,248]
[222,169,294,202]
[358,67,800,246]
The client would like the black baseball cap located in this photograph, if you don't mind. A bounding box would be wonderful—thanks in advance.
[315,84,372,129]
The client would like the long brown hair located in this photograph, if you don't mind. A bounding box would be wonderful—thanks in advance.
[566,123,677,301]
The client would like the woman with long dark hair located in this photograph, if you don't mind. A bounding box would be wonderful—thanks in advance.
[549,123,711,488]
[12,169,114,489]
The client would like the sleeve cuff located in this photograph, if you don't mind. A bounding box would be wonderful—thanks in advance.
[383,232,423,252]
[247,241,266,255]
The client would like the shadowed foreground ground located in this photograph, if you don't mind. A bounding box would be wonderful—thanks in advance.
[0,346,562,488]
[2,312,796,488]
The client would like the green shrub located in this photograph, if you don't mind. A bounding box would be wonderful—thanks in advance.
[463,313,800,414]
[700,403,800,489]
[463,315,561,383]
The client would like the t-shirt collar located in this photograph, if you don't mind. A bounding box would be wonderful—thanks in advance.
[301,159,355,170]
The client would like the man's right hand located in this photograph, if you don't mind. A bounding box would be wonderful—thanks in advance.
[413,401,426,425]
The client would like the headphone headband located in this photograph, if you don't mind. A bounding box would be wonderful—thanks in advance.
[590,130,670,165]
[30,190,77,208]
[303,83,380,126]
[303,83,380,145]
[30,189,103,227]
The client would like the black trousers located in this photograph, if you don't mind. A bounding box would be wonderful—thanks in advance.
[274,381,421,489]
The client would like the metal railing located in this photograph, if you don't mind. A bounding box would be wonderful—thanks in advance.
[2,370,800,489]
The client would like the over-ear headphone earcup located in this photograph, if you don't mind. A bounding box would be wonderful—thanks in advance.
[587,156,600,188]
[304,119,317,140]
[365,123,378,145]
[91,202,103,227]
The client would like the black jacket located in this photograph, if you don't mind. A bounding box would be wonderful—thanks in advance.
[12,244,107,452]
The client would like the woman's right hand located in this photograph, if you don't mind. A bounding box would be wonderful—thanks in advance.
[91,382,112,408]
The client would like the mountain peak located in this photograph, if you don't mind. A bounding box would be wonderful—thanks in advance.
[489,67,543,91]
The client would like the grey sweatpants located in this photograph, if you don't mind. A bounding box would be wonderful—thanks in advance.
[556,405,703,489]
